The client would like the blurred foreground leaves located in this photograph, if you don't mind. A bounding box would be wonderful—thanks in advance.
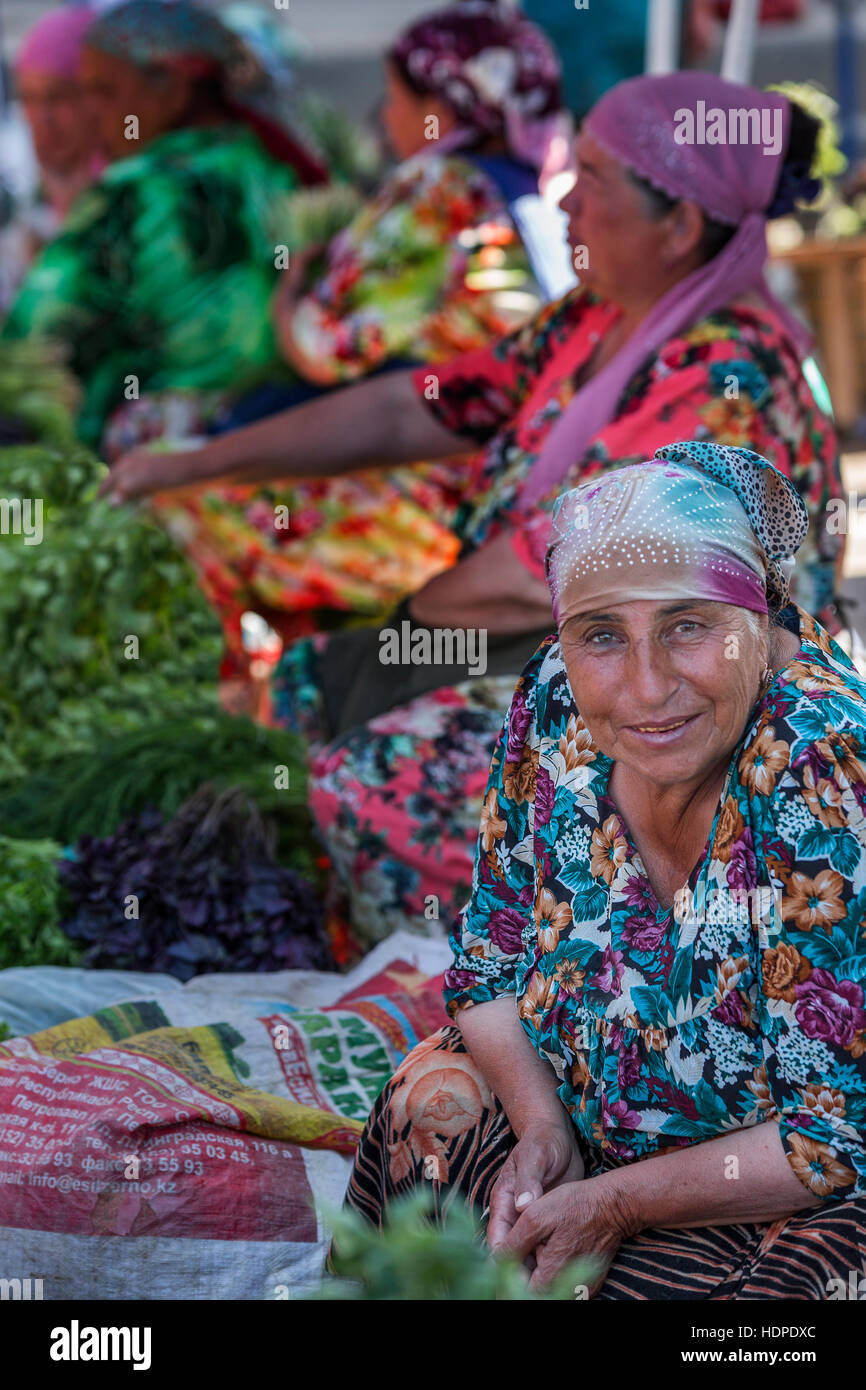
[318,1191,597,1301]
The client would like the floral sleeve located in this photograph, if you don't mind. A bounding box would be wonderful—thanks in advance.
[443,646,549,1015]
[286,154,508,384]
[414,289,589,446]
[757,703,866,1202]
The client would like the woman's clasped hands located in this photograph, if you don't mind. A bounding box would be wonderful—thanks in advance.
[487,1118,636,1295]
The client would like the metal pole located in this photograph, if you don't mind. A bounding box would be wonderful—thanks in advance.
[0,0,7,115]
[645,0,682,75]
[720,0,761,83]
[834,0,858,164]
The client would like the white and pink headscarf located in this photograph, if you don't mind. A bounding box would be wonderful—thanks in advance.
[388,0,567,174]
[546,442,810,625]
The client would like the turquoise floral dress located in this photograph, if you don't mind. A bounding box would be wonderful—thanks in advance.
[444,606,866,1203]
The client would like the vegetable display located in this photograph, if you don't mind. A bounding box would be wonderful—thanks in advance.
[0,711,316,877]
[0,340,326,974]
[0,441,223,775]
[0,835,80,970]
[58,786,332,981]
[0,339,80,447]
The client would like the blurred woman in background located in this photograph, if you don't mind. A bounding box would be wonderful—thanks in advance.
[2,0,326,449]
[138,0,571,672]
[14,6,104,238]
[0,6,104,309]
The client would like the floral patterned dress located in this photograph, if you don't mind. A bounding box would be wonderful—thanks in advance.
[144,151,540,663]
[444,608,866,1201]
[278,286,842,954]
[285,151,539,381]
[342,606,866,1296]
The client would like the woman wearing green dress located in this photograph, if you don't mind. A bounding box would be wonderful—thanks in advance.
[1,0,326,449]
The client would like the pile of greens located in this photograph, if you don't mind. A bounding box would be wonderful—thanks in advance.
[0,341,323,972]
[0,440,223,776]
[295,92,382,190]
[0,339,80,447]
[0,835,80,970]
[58,786,330,981]
[0,711,316,879]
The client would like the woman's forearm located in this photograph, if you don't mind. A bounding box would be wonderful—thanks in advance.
[457,997,570,1136]
[409,530,554,634]
[185,370,469,488]
[605,1121,821,1236]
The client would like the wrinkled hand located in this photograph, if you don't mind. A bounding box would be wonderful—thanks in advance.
[487,1121,584,1252]
[98,446,206,504]
[498,1174,636,1295]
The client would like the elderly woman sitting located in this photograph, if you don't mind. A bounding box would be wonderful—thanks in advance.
[344,441,866,1300]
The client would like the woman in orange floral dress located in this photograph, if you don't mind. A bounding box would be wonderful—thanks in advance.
[135,3,569,668]
[105,75,845,957]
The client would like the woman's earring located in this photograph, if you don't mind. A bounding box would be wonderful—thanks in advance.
[760,664,773,693]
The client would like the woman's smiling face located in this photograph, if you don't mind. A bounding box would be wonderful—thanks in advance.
[559,598,768,789]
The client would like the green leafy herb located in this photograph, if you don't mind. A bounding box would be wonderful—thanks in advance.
[0,836,79,970]
[0,712,318,879]
[0,339,81,446]
[318,1191,597,1301]
[0,440,223,772]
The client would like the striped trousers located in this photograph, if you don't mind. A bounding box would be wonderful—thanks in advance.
[345,1026,866,1300]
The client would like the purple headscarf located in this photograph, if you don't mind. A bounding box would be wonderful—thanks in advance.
[521,72,814,508]
[388,0,565,173]
[16,6,98,79]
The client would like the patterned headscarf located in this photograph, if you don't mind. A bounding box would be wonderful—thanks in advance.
[545,442,809,626]
[85,0,326,183]
[388,1,564,172]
